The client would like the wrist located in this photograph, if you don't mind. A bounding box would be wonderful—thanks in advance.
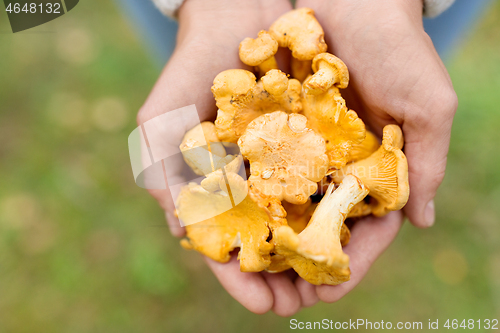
[298,0,424,35]
[178,0,292,44]
[178,0,275,38]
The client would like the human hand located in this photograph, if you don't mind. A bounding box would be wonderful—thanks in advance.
[296,0,458,302]
[137,0,318,316]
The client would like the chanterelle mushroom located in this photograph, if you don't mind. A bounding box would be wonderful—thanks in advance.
[212,69,302,143]
[274,175,369,285]
[303,87,366,169]
[282,200,314,234]
[283,199,351,245]
[347,130,380,163]
[239,31,279,77]
[261,69,302,112]
[304,53,349,95]
[248,180,291,274]
[330,125,409,216]
[200,154,243,192]
[238,111,329,204]
[291,58,312,82]
[269,8,327,61]
[179,122,227,176]
[347,200,373,218]
[178,174,273,272]
[248,182,287,232]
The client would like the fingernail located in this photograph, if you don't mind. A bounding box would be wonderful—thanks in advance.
[424,200,435,227]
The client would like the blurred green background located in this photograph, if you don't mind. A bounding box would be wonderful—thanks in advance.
[1,1,499,332]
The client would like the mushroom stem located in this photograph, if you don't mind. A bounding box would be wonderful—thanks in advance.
[291,58,312,82]
[273,175,369,285]
[297,175,368,267]
[257,56,278,77]
[304,53,350,95]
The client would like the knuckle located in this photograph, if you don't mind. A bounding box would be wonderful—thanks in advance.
[440,86,459,116]
[415,157,447,188]
[432,166,446,186]
[408,84,457,130]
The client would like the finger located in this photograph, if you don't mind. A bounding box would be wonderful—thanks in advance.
[146,158,186,237]
[295,277,319,307]
[261,272,301,317]
[204,254,274,314]
[148,187,185,238]
[402,84,458,228]
[316,211,403,303]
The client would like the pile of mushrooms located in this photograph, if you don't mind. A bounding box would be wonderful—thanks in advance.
[175,8,409,285]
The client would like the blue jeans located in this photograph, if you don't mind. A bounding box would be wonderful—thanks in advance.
[115,0,494,67]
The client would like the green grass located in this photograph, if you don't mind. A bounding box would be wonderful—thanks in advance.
[0,1,499,332]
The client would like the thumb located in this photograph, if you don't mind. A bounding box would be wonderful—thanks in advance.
[402,87,458,228]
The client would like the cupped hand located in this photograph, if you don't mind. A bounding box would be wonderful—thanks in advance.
[296,0,458,302]
[137,0,316,316]
[139,0,455,314]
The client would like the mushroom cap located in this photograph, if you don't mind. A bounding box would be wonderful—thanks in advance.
[340,223,351,247]
[304,53,349,93]
[177,176,273,272]
[248,182,288,232]
[262,69,303,113]
[347,200,373,218]
[330,125,409,216]
[383,123,404,150]
[212,69,257,104]
[239,31,279,67]
[261,69,288,96]
[213,70,302,143]
[347,130,380,163]
[200,154,243,192]
[238,111,329,204]
[179,122,227,176]
[266,254,291,273]
[273,175,369,285]
[303,87,366,169]
[269,8,327,60]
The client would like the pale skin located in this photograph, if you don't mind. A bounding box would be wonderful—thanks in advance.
[137,0,458,316]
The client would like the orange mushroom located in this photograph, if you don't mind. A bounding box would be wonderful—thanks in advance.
[199,154,243,193]
[269,8,327,61]
[303,87,366,169]
[291,58,312,82]
[347,130,380,163]
[212,69,302,143]
[179,122,227,176]
[273,175,369,285]
[284,199,351,245]
[303,53,349,95]
[238,111,329,204]
[330,125,409,216]
[178,174,273,272]
[239,30,279,76]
